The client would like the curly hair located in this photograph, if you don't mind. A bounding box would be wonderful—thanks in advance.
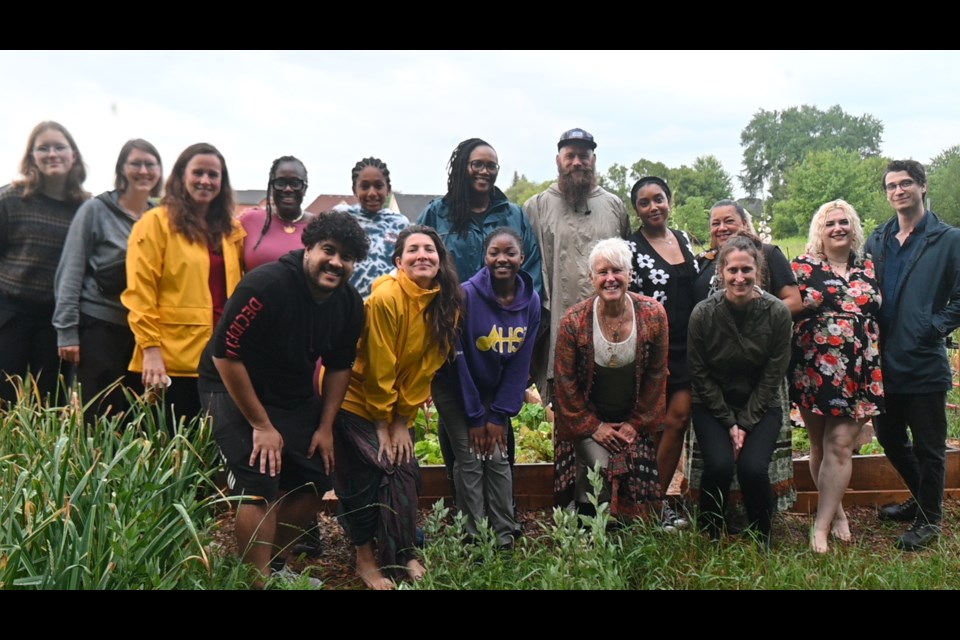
[351,157,391,193]
[13,121,89,204]
[302,211,370,262]
[805,199,865,259]
[114,139,163,197]
[392,225,463,361]
[442,138,495,237]
[253,156,308,251]
[162,143,235,246]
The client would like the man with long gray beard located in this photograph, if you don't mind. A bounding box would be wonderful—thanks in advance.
[524,128,630,507]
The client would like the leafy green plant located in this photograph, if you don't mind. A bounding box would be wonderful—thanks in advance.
[0,378,251,590]
[414,400,555,465]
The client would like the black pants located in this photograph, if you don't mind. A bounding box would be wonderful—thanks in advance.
[692,404,781,539]
[0,308,65,406]
[77,314,142,424]
[874,391,947,524]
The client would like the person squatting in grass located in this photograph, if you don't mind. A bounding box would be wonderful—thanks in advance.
[688,235,793,548]
[197,212,369,585]
[333,225,463,589]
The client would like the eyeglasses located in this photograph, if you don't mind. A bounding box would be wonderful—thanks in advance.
[34,144,70,155]
[468,160,499,173]
[272,178,307,190]
[884,179,916,192]
[127,161,159,171]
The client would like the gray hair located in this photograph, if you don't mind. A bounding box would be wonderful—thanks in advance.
[588,238,633,276]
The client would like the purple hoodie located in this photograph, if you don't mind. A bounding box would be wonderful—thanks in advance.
[443,267,541,428]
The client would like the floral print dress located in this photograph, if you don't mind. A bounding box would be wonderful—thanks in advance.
[789,254,884,419]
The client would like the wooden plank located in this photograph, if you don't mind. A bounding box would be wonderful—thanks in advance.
[792,488,960,513]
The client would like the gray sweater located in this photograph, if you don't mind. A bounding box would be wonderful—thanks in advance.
[53,191,143,346]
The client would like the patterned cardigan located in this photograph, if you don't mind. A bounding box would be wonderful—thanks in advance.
[554,292,668,442]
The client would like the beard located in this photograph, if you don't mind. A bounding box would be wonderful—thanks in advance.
[557,167,596,209]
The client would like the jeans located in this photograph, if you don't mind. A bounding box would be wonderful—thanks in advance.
[874,391,948,524]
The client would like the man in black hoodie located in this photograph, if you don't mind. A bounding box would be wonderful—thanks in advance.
[864,159,960,551]
[199,212,368,584]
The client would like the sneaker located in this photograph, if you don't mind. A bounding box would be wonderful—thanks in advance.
[879,498,918,522]
[661,504,689,532]
[289,528,324,558]
[895,519,941,552]
[270,564,322,589]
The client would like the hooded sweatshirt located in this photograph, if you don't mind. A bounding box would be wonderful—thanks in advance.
[439,267,541,428]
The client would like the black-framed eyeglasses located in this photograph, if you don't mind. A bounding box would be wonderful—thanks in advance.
[272,178,307,190]
[468,160,499,173]
[884,179,916,192]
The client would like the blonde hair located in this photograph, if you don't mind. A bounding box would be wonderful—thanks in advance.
[805,199,865,258]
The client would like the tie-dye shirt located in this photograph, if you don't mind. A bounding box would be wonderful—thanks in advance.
[333,203,410,299]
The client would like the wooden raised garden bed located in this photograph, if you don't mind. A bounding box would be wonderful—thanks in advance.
[791,447,960,513]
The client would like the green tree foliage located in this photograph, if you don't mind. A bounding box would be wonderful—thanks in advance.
[670,196,711,246]
[770,149,889,238]
[505,171,553,207]
[740,105,884,198]
[927,145,960,226]
[670,156,734,208]
[600,156,733,234]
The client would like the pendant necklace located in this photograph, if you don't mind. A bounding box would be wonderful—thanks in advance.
[278,211,305,234]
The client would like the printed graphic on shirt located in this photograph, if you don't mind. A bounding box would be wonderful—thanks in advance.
[224,296,264,358]
[475,324,527,354]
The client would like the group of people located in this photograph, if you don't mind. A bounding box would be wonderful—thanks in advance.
[1,122,958,591]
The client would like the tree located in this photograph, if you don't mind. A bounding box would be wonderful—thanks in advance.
[770,149,889,238]
[739,105,884,198]
[927,145,960,226]
[670,156,733,208]
[505,172,553,207]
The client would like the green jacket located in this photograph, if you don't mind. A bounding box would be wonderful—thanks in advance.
[688,290,792,431]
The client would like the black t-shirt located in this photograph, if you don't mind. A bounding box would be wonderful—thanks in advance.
[197,250,364,409]
[693,243,796,303]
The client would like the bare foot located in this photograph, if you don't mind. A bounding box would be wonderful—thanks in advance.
[405,558,426,582]
[356,544,394,590]
[831,511,852,542]
[811,529,829,554]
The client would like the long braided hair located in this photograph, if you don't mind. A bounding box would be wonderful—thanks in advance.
[253,156,308,251]
[443,138,493,238]
[392,225,463,362]
[351,157,391,204]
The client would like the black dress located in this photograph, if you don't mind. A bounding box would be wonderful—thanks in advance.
[627,228,698,389]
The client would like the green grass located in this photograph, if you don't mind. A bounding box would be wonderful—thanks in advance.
[413,483,960,590]
[0,378,254,590]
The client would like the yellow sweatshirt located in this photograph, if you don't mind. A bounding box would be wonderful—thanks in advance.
[341,269,445,422]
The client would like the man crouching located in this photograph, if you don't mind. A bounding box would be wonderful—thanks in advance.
[198,212,368,585]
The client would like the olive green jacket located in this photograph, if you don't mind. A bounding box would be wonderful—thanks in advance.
[687,289,792,431]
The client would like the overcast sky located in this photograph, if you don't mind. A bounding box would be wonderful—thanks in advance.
[3,50,959,199]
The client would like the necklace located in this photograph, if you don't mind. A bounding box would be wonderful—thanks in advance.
[644,229,674,245]
[601,299,628,342]
[826,256,849,274]
[277,210,305,234]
